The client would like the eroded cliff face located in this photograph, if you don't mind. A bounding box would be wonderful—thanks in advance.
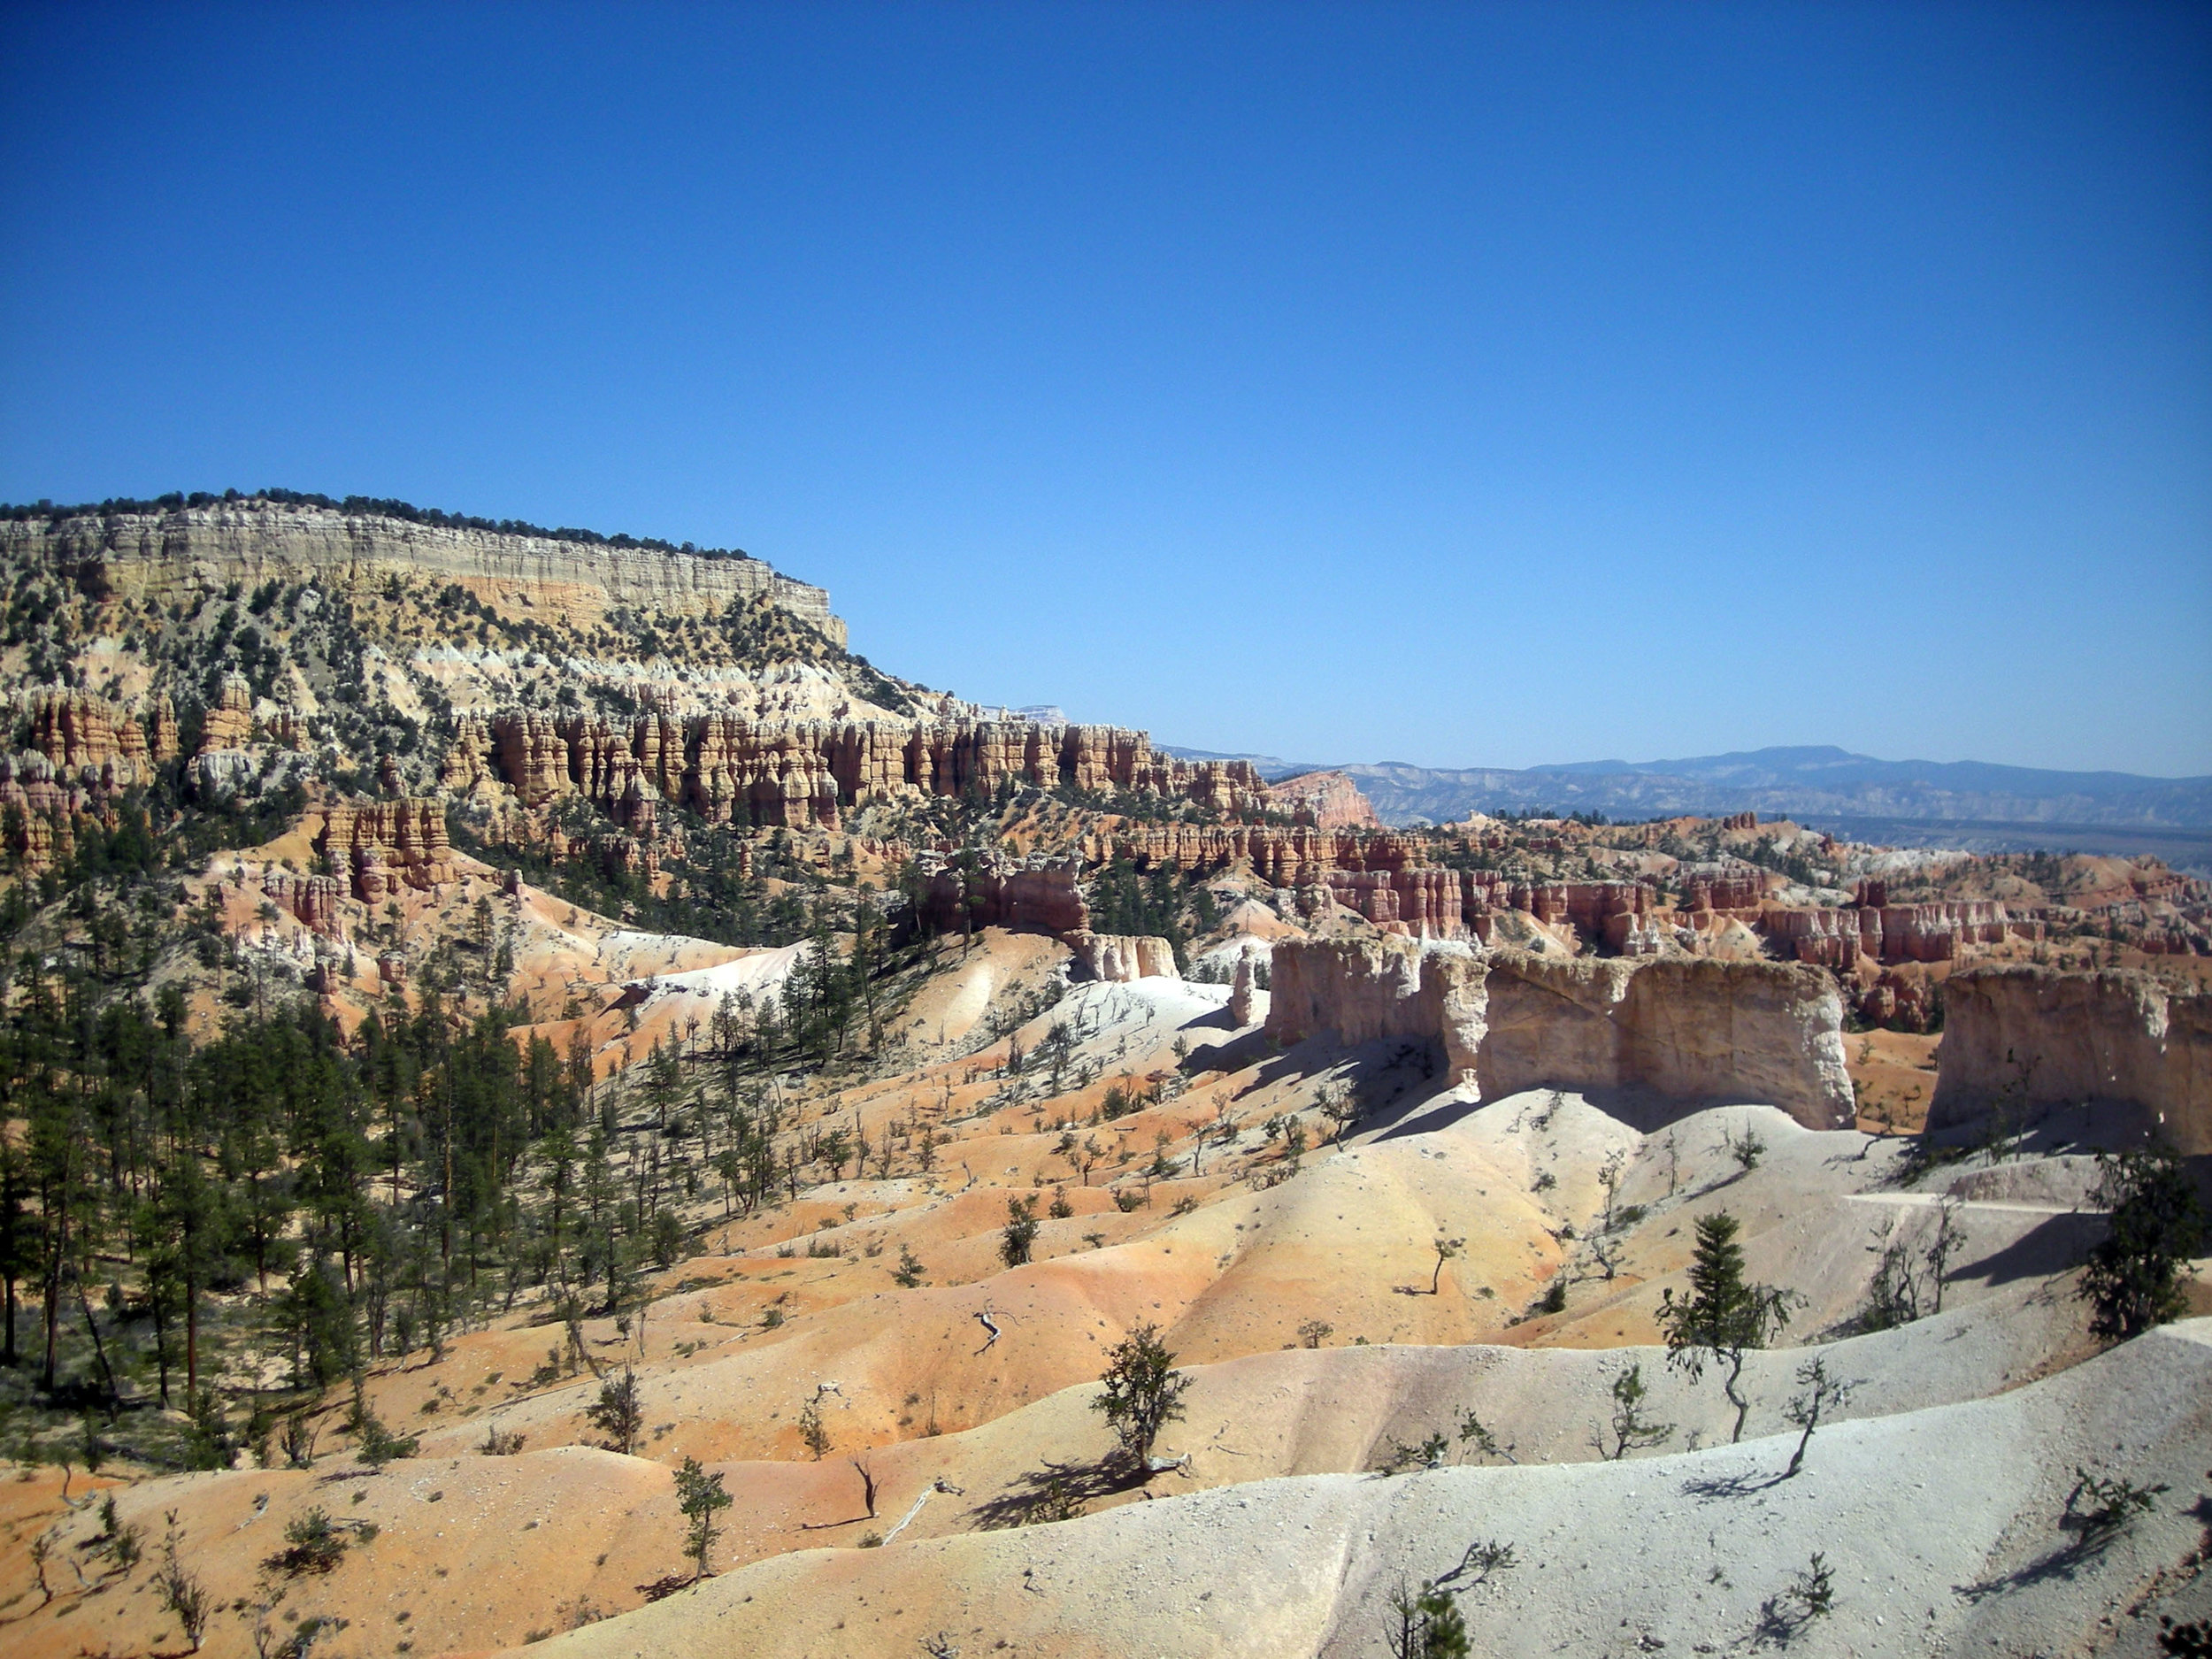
[1264,770,1382,829]
[446,709,1267,829]
[1067,932,1180,982]
[4,501,847,643]
[1264,933,1853,1128]
[919,858,1090,936]
[1931,966,2212,1154]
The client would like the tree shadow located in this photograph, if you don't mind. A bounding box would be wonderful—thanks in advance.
[1953,1532,2119,1605]
[965,1454,1139,1531]
[1955,1211,2105,1288]
[1681,1469,1788,1501]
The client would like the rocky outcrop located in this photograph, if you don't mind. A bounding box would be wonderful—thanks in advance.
[315,798,458,900]
[4,499,847,645]
[451,710,1266,830]
[1930,967,2212,1154]
[197,674,256,752]
[12,686,180,777]
[1229,949,1260,1025]
[260,870,346,937]
[1266,770,1382,829]
[1760,899,2041,968]
[1678,863,1766,915]
[1264,933,1853,1128]
[1069,933,1179,983]
[919,858,1089,936]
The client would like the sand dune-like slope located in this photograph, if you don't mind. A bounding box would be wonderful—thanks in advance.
[526,1320,2212,1659]
[8,1273,2101,1659]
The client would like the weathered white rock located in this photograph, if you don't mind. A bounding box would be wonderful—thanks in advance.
[1931,965,2212,1154]
[1068,932,1181,983]
[1264,933,1853,1128]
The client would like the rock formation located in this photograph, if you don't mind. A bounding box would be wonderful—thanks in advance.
[1229,948,1260,1025]
[918,857,1090,936]
[3,499,847,644]
[196,673,256,751]
[260,869,346,937]
[1265,769,1382,829]
[449,709,1266,829]
[1929,966,2211,1154]
[1068,932,1180,982]
[1264,933,1853,1128]
[315,798,458,900]
[1762,898,2041,967]
[10,686,180,779]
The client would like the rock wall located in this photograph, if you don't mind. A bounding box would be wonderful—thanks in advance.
[919,858,1089,936]
[1068,932,1180,982]
[1930,966,2212,1155]
[1264,933,1853,1128]
[1265,770,1382,829]
[449,710,1266,829]
[315,798,458,901]
[4,500,847,645]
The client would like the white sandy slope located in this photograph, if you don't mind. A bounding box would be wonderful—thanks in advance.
[521,1319,2212,1659]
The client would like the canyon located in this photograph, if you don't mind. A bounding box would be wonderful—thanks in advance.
[2,498,2208,1659]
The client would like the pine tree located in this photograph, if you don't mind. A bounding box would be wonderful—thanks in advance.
[2082,1148,2205,1342]
[673,1455,733,1579]
[1659,1211,1794,1443]
[1092,1322,1188,1471]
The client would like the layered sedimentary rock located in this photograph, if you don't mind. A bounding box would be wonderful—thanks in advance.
[918,858,1089,936]
[1068,932,1180,982]
[1266,770,1382,829]
[4,500,847,645]
[1678,863,1767,915]
[450,710,1265,829]
[1929,966,2212,1154]
[315,798,458,900]
[1760,899,2040,968]
[260,870,346,937]
[1264,933,1853,1128]
[12,686,180,777]
[197,674,256,752]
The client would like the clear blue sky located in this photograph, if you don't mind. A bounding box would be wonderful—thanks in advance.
[3,3,2207,776]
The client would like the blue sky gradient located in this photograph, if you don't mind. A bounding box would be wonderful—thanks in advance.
[3,2,2206,773]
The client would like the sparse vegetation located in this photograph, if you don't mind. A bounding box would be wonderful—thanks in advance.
[1384,1574,1471,1659]
[2080,1148,2205,1343]
[1092,1323,1188,1471]
[1659,1211,1795,1443]
[1596,1361,1673,1461]
[999,1195,1041,1268]
[588,1368,644,1455]
[674,1455,733,1579]
[1781,1355,1846,1479]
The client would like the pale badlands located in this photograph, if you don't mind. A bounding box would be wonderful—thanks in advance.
[4,899,2209,1659]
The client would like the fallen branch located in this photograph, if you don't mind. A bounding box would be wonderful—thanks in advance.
[879,1478,964,1546]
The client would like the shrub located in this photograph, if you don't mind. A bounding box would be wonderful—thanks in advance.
[1000,1196,1040,1267]
[1092,1323,1189,1471]
[2081,1148,2205,1343]
[587,1367,644,1455]
[266,1507,349,1575]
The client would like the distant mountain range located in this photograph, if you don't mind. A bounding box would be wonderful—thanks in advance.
[1164,743,2212,870]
